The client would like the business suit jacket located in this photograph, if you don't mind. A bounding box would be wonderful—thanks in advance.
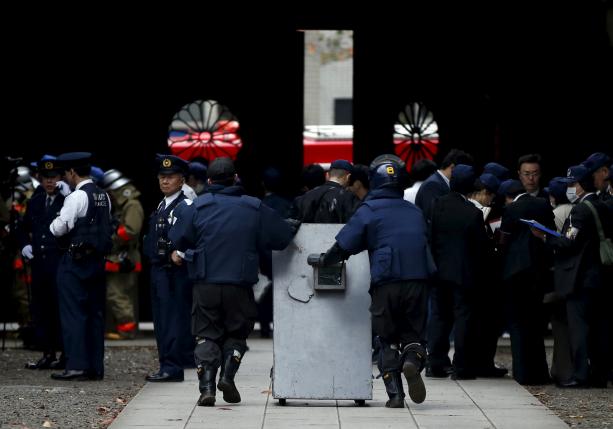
[500,194,554,281]
[430,192,490,287]
[415,171,450,224]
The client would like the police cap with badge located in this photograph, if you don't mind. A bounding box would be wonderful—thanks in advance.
[37,155,63,177]
[561,164,590,185]
[157,154,189,175]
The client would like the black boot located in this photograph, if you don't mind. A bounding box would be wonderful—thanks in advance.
[25,353,56,370]
[197,366,217,406]
[401,343,427,404]
[217,350,243,404]
[383,371,405,408]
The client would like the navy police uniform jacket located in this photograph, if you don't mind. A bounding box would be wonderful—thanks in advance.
[20,191,65,261]
[169,185,293,287]
[69,182,113,255]
[335,187,436,287]
[546,193,612,296]
[144,192,188,266]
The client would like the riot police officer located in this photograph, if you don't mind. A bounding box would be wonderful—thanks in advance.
[49,152,113,380]
[168,156,294,407]
[314,154,435,408]
[144,155,193,382]
[20,156,66,370]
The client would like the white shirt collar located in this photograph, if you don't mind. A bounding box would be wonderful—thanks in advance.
[437,170,450,188]
[75,179,93,190]
[528,189,540,197]
[468,198,484,209]
[164,190,182,207]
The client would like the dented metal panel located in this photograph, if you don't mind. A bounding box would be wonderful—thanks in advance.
[272,224,372,401]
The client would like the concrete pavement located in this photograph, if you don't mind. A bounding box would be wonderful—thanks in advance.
[109,338,568,429]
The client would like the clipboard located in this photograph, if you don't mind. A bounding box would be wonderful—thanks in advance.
[519,218,561,237]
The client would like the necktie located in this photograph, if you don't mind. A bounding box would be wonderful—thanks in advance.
[158,200,166,213]
[46,196,52,209]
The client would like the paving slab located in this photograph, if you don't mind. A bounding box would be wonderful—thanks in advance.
[109,339,568,429]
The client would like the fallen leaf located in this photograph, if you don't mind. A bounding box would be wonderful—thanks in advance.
[115,397,127,404]
[97,406,110,414]
[217,407,233,411]
[42,421,53,428]
[569,415,584,419]
[261,389,272,394]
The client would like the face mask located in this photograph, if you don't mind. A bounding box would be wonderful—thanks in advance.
[566,187,579,203]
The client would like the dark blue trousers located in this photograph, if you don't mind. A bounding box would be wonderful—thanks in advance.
[150,265,193,375]
[30,252,63,353]
[56,254,106,375]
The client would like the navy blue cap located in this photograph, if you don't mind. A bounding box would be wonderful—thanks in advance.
[37,156,62,176]
[156,154,188,175]
[478,173,500,194]
[330,159,353,173]
[561,165,590,184]
[90,166,105,184]
[498,179,524,196]
[582,152,611,174]
[57,152,92,170]
[450,164,476,194]
[207,157,236,181]
[188,161,208,181]
[608,164,613,181]
[547,177,568,203]
[483,162,510,181]
[34,154,57,169]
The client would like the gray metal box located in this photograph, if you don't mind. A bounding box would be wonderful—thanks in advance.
[272,224,372,402]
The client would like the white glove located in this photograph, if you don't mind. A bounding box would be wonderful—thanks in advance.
[22,245,34,260]
[56,180,72,197]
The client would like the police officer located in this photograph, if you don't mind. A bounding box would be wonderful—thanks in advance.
[314,154,434,408]
[533,165,612,388]
[168,157,294,407]
[20,157,66,370]
[292,159,359,223]
[582,152,611,202]
[144,155,193,382]
[49,152,113,380]
[101,169,144,340]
